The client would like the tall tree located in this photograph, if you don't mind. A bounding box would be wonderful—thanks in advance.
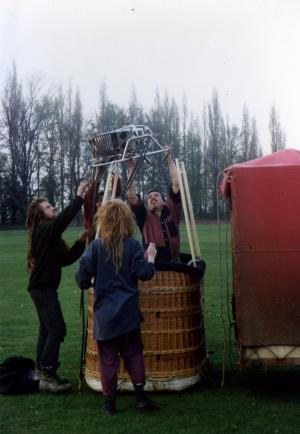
[127,87,145,125]
[269,105,286,152]
[65,86,84,201]
[39,94,60,205]
[239,105,251,161]
[207,90,225,218]
[0,152,10,224]
[248,118,259,160]
[0,64,46,221]
[95,82,127,133]
[225,118,240,167]
[186,113,203,218]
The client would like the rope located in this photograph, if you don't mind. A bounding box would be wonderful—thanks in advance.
[78,289,87,391]
[216,171,227,389]
[120,138,152,198]
[78,166,99,391]
[225,197,235,370]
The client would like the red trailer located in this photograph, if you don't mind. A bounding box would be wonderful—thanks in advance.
[221,149,300,367]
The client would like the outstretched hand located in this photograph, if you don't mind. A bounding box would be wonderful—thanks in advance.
[77,180,88,198]
[95,165,105,181]
[127,158,137,170]
[147,242,157,263]
[163,145,171,162]
[78,228,95,243]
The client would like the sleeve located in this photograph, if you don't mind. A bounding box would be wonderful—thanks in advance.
[129,197,147,234]
[61,240,86,267]
[75,241,98,289]
[168,185,181,204]
[130,240,155,281]
[51,196,84,237]
[167,185,182,225]
[116,177,122,198]
[83,181,97,229]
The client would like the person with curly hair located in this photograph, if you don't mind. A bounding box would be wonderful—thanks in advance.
[26,181,87,393]
[75,199,157,415]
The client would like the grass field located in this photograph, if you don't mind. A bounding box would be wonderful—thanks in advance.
[1,224,300,434]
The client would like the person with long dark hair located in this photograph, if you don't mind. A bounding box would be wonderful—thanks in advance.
[26,181,87,393]
[76,199,157,415]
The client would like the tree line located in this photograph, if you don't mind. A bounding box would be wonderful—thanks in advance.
[0,63,286,225]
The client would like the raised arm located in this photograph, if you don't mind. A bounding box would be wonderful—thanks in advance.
[166,150,180,194]
[126,159,140,206]
[51,180,87,236]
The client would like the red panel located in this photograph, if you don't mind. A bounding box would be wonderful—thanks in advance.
[224,150,300,347]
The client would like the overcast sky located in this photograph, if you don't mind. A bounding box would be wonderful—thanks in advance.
[1,0,300,153]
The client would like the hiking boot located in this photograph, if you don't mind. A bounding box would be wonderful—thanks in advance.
[34,362,43,381]
[39,372,72,393]
[101,397,117,416]
[34,369,42,381]
[135,385,158,411]
[35,370,69,384]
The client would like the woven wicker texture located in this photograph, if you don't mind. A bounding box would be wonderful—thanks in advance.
[85,271,206,383]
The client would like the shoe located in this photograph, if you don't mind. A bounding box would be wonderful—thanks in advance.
[35,368,69,384]
[34,369,42,381]
[134,385,158,411]
[101,397,116,416]
[39,373,72,393]
[135,396,158,411]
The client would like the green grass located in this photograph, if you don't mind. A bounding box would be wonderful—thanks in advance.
[1,225,300,434]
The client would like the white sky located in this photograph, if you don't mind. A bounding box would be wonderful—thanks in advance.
[1,0,300,153]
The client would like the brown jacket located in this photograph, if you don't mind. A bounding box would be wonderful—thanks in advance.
[130,188,181,262]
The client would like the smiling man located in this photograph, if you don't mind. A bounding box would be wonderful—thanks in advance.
[127,152,181,263]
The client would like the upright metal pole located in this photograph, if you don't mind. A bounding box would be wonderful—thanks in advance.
[175,159,196,266]
[180,161,201,258]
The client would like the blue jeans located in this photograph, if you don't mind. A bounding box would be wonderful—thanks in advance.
[30,288,66,373]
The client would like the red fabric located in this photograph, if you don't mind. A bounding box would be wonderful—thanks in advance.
[222,148,300,350]
[83,181,98,229]
[221,149,300,199]
[83,177,122,229]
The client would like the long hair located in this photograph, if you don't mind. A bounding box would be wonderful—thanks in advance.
[25,197,47,272]
[94,199,136,271]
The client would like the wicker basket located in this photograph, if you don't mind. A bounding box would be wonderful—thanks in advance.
[85,270,207,391]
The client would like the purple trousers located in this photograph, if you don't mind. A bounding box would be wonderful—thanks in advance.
[96,327,145,397]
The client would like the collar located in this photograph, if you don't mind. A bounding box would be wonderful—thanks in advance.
[150,205,171,219]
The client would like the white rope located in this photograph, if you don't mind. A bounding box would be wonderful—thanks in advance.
[216,171,227,389]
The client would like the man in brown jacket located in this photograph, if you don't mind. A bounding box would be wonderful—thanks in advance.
[127,152,181,262]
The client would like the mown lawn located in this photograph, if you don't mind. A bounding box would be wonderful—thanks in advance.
[0,224,300,434]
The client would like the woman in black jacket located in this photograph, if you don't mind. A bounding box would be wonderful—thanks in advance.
[26,181,87,393]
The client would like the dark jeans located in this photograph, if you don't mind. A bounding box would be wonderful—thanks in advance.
[97,328,145,397]
[30,288,66,373]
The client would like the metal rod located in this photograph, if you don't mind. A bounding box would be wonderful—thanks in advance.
[180,161,201,258]
[120,139,153,197]
[175,159,196,266]
[120,134,164,160]
[91,148,169,168]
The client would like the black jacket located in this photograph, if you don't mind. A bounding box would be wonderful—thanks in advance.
[27,196,85,291]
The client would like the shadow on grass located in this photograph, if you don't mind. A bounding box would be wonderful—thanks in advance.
[209,364,300,401]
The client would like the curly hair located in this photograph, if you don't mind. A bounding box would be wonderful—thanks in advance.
[94,199,136,272]
[25,197,47,272]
